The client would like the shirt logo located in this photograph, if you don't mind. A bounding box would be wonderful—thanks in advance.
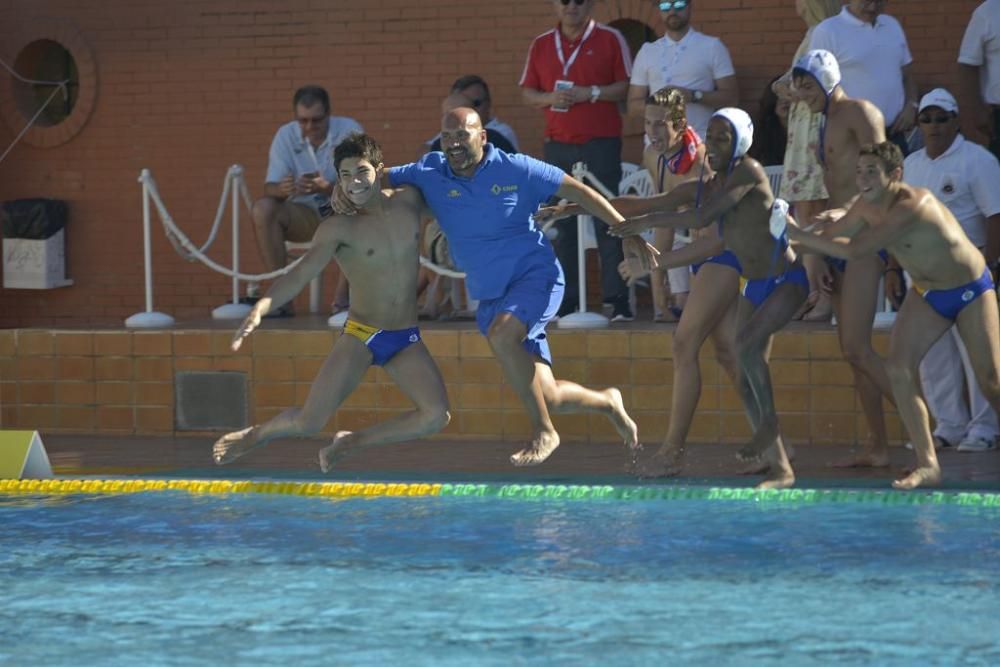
[447,189,461,198]
[490,184,518,195]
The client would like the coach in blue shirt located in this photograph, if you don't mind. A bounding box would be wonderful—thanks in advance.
[387,108,652,466]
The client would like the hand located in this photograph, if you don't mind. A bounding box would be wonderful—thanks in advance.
[232,300,270,351]
[295,173,323,195]
[278,175,295,198]
[810,207,846,233]
[552,88,575,109]
[621,235,660,281]
[532,200,577,225]
[890,104,917,136]
[330,182,359,216]
[608,216,654,237]
[884,268,906,309]
[571,85,592,104]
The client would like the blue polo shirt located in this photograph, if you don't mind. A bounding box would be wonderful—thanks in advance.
[388,145,565,300]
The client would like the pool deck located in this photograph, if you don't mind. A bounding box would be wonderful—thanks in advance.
[40,433,1000,489]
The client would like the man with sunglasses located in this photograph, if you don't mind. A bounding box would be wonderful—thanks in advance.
[250,85,363,316]
[520,0,635,321]
[809,0,918,154]
[899,88,1000,454]
[627,0,738,141]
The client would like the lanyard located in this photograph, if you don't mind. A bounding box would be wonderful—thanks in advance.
[554,20,596,78]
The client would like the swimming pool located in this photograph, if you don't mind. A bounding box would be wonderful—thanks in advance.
[2,483,999,666]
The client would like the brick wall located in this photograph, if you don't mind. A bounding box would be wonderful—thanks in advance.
[0,0,983,326]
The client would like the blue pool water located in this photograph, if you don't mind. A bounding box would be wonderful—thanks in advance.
[2,490,999,666]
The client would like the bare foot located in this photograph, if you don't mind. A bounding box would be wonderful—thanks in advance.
[754,445,796,489]
[736,427,777,464]
[212,426,263,465]
[510,431,561,466]
[830,449,890,469]
[633,446,684,478]
[605,388,639,450]
[802,292,833,322]
[892,465,942,490]
[318,430,354,473]
[739,444,795,474]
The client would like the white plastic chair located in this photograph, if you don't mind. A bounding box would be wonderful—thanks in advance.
[764,164,783,197]
[284,241,323,313]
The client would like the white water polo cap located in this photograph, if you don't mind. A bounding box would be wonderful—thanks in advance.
[711,107,754,162]
[793,49,841,96]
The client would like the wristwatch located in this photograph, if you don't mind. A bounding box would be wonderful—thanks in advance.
[590,85,601,103]
[692,89,704,103]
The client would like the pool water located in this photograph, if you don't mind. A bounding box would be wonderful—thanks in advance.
[2,490,999,666]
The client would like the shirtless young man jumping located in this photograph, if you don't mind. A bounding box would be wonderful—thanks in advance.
[612,108,808,489]
[213,133,450,471]
[793,49,896,469]
[789,141,1000,489]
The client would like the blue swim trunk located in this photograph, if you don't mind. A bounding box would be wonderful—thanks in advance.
[342,319,421,366]
[916,267,995,321]
[827,249,890,274]
[692,249,743,276]
[476,265,564,366]
[741,265,810,308]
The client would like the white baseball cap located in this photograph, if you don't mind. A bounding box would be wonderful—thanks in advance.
[918,88,958,114]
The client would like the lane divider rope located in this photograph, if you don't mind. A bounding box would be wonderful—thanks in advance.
[1,479,999,506]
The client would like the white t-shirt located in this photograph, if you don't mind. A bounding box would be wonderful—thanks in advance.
[959,0,1000,105]
[810,8,912,126]
[903,134,1000,248]
[630,29,735,139]
[265,116,364,211]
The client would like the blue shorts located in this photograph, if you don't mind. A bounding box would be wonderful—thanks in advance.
[476,266,564,365]
[342,319,421,366]
[741,266,809,308]
[692,249,743,276]
[917,267,995,321]
[827,249,890,274]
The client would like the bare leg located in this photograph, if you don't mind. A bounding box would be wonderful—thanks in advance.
[734,282,807,488]
[800,254,833,321]
[955,292,1000,429]
[637,264,739,477]
[886,291,953,489]
[213,335,372,464]
[651,228,676,321]
[319,342,450,471]
[831,255,895,468]
[486,313,560,465]
[251,197,291,272]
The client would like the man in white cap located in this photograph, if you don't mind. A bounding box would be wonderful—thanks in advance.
[788,141,1000,489]
[792,49,897,470]
[610,107,805,489]
[900,88,1000,453]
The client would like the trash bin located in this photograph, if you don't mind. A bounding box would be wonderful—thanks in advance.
[2,198,72,289]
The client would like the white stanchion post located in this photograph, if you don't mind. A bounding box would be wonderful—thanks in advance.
[558,162,609,329]
[125,170,175,328]
[213,166,252,320]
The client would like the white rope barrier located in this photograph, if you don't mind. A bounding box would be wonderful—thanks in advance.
[129,165,466,325]
[0,56,70,165]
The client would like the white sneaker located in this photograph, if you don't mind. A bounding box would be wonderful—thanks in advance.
[956,435,998,453]
[904,435,953,451]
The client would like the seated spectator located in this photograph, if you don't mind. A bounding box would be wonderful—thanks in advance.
[250,85,362,316]
[424,74,519,154]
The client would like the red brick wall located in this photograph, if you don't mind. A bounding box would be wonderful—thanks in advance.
[0,0,981,326]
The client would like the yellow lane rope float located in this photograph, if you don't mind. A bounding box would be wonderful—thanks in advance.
[0,479,999,506]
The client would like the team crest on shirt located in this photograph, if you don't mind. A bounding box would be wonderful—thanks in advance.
[447,189,461,198]
[941,177,956,195]
[491,184,518,195]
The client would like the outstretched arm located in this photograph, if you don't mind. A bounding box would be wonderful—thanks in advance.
[231,221,338,350]
[788,199,912,260]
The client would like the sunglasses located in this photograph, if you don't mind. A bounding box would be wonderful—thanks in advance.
[659,0,689,10]
[917,113,954,125]
[469,98,485,109]
[559,0,588,5]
